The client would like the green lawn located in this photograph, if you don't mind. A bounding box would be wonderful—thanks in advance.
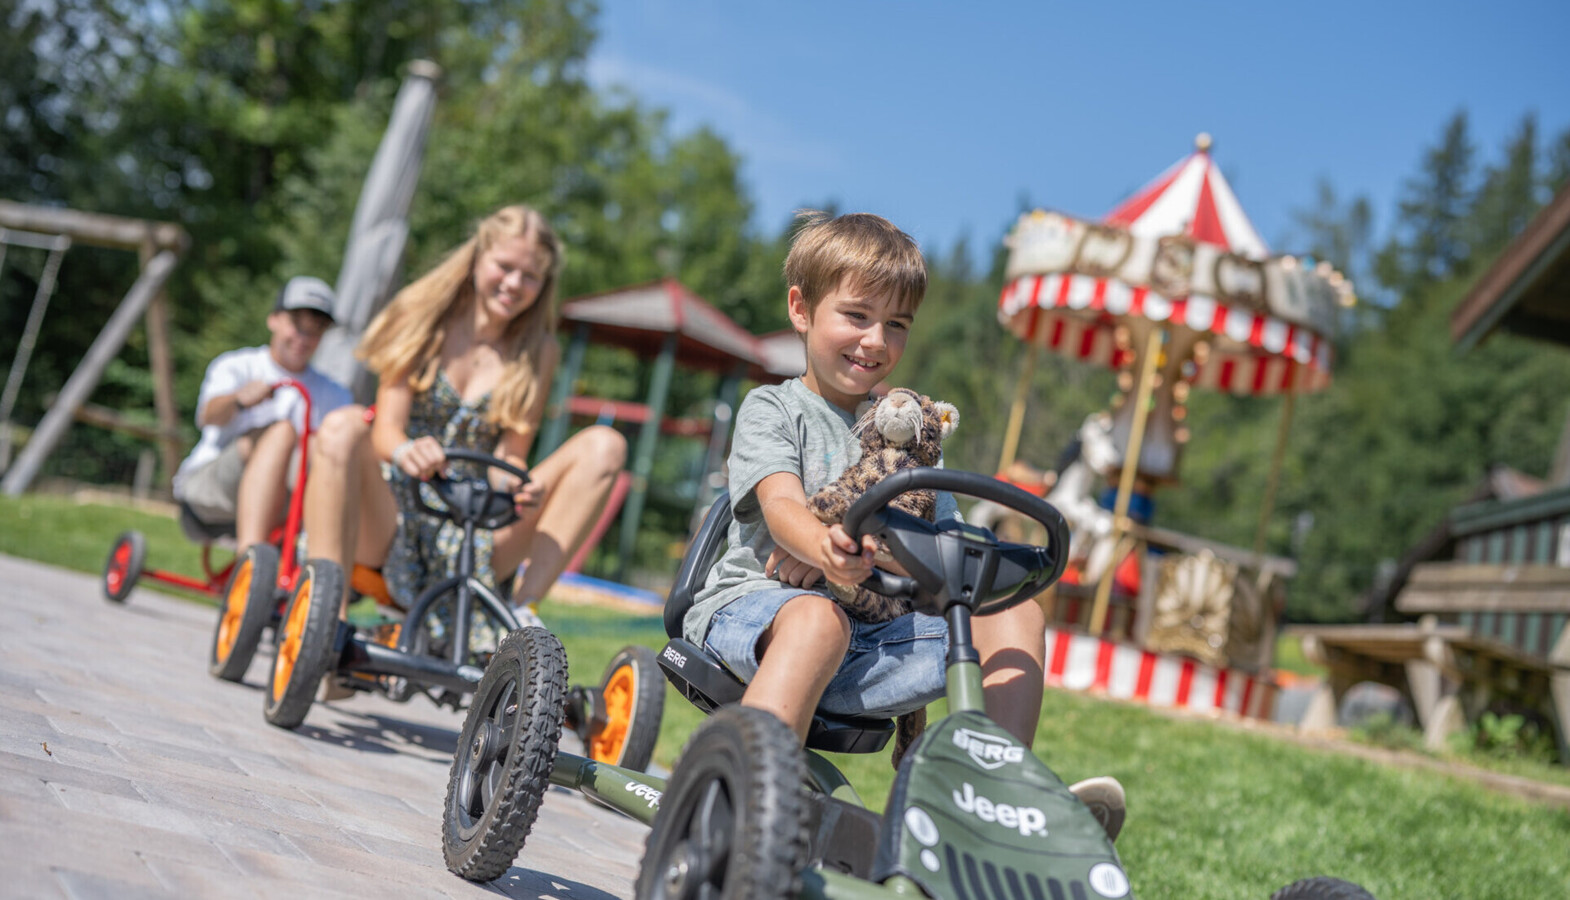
[5,493,1570,898]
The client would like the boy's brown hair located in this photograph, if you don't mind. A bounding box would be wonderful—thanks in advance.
[783,211,927,316]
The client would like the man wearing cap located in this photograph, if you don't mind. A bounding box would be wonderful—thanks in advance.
[172,276,354,552]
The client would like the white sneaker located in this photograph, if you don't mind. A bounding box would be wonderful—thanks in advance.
[513,601,546,632]
[1068,775,1126,843]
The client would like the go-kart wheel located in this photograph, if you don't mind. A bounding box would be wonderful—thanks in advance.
[102,531,146,603]
[635,706,809,900]
[1271,877,1377,899]
[443,626,568,882]
[263,559,343,729]
[209,544,280,682]
[588,644,665,772]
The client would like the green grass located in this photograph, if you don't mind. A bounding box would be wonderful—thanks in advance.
[7,494,1570,898]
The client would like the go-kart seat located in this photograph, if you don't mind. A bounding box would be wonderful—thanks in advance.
[177,501,236,545]
[656,492,895,754]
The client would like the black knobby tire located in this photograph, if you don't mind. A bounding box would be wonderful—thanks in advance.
[635,706,809,900]
[263,559,344,729]
[209,544,280,682]
[1271,876,1378,900]
[587,644,666,772]
[443,626,568,882]
[102,531,146,603]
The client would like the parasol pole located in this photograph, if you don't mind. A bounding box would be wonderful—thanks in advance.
[1090,327,1163,636]
[997,345,1038,472]
[1252,390,1297,557]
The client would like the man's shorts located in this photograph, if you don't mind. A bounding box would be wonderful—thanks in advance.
[178,429,301,527]
[703,586,947,719]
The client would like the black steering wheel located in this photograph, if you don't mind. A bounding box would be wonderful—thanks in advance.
[402,447,531,532]
[841,468,1069,617]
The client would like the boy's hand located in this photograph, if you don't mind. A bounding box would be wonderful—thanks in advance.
[233,380,275,409]
[818,523,876,586]
[765,547,823,588]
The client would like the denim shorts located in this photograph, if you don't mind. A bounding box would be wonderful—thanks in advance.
[703,586,948,719]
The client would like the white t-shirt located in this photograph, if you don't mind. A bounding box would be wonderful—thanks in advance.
[172,346,353,496]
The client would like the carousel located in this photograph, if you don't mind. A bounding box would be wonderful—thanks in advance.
[992,134,1354,720]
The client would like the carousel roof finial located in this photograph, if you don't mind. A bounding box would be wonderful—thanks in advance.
[1194,132,1213,153]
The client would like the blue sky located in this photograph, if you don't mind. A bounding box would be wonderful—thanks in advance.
[586,1,1570,266]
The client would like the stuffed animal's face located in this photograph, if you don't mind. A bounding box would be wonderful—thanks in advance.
[856,388,958,464]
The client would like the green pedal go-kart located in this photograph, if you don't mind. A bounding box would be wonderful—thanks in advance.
[441,467,1373,900]
[260,446,664,773]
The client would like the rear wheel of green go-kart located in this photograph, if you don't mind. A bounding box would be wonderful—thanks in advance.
[588,644,665,772]
[635,706,809,900]
[1271,876,1378,899]
[263,559,343,730]
[209,544,280,682]
[443,626,568,882]
[102,531,146,603]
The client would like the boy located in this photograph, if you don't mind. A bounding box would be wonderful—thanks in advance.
[173,276,353,554]
[685,212,1124,838]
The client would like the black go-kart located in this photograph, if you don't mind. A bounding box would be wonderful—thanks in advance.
[439,467,1374,899]
[262,447,664,773]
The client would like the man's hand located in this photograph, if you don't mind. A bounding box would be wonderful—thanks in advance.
[818,523,876,586]
[765,547,823,588]
[233,380,275,410]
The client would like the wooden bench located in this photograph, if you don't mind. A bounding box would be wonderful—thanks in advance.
[1287,563,1570,760]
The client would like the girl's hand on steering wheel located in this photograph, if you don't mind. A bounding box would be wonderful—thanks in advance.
[395,435,446,480]
[511,479,545,513]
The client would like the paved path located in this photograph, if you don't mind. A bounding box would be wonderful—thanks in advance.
[0,554,649,900]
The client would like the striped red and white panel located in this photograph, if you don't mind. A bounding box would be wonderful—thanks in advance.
[1105,146,1269,261]
[998,273,1332,397]
[1044,626,1277,720]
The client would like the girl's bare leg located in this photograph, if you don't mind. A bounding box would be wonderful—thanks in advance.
[303,406,398,608]
[972,598,1047,747]
[744,594,852,741]
[493,425,627,605]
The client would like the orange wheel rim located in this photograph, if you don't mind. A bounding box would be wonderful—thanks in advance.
[216,559,253,661]
[589,664,637,763]
[271,576,311,703]
[107,543,131,593]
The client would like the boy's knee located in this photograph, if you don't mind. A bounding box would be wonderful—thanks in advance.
[775,594,851,647]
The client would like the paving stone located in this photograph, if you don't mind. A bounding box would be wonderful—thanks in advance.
[0,554,654,899]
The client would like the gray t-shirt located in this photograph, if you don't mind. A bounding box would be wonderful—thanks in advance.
[683,378,958,645]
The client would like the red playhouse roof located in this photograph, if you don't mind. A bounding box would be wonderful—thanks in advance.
[559,278,765,375]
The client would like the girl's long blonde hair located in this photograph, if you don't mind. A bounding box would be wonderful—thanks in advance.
[358,205,562,432]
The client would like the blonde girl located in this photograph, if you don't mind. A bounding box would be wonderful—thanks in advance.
[304,204,626,623]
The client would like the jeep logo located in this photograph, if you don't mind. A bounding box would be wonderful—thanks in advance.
[661,646,687,668]
[953,727,1025,770]
[624,781,662,809]
[952,782,1046,837]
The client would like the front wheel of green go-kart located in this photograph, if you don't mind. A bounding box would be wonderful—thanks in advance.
[443,626,568,882]
[1271,877,1377,899]
[209,544,280,682]
[263,559,343,730]
[635,706,810,900]
[102,531,146,603]
[586,644,665,772]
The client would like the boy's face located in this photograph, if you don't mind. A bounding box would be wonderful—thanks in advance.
[266,309,330,374]
[788,276,913,413]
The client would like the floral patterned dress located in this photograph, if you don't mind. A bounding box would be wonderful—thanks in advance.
[382,370,507,607]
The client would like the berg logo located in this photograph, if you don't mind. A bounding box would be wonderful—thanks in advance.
[952,727,1025,770]
[661,646,687,668]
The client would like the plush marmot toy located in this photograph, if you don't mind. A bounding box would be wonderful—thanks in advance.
[806,387,957,768]
[808,387,959,623]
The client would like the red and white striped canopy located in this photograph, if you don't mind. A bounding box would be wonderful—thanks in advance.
[1105,133,1268,261]
[998,135,1336,398]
